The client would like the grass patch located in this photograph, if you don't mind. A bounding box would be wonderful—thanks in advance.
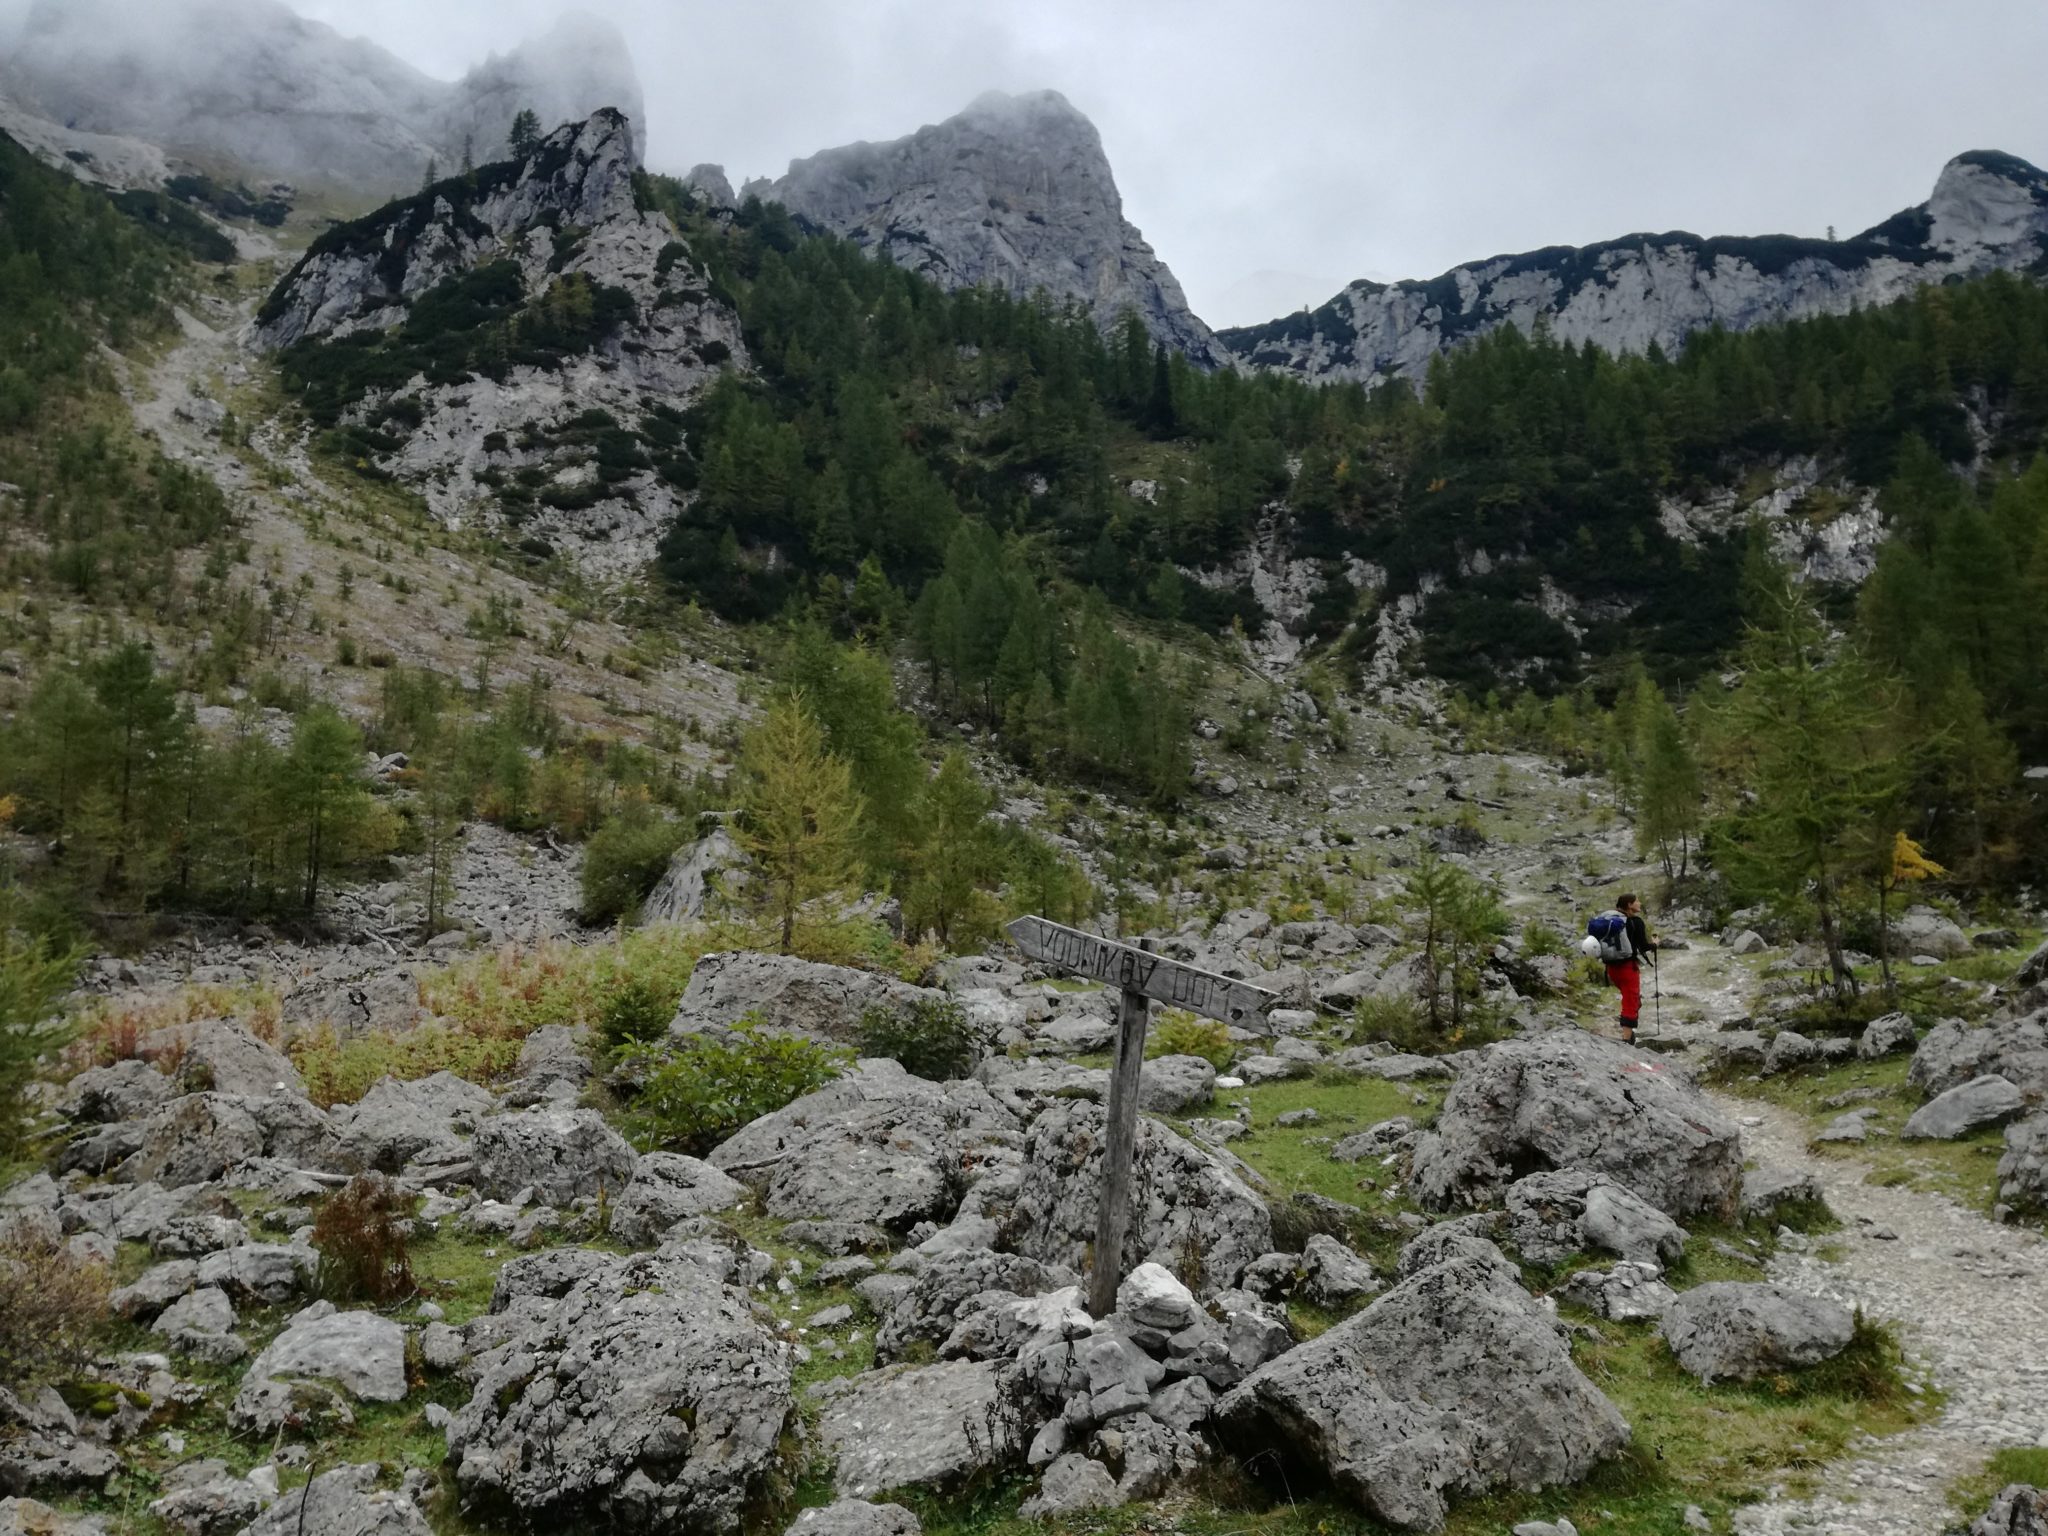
[1716,1054,2012,1214]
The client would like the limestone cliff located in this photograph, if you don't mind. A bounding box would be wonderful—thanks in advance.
[255,110,744,570]
[1224,151,2048,384]
[765,90,1226,366]
[0,0,643,195]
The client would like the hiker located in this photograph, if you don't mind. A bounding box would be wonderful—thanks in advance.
[1586,893,1658,1044]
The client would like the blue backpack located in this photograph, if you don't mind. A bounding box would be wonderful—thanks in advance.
[1586,910,1633,964]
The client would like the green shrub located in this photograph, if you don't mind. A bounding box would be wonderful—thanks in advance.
[1145,1009,1234,1071]
[1520,920,1570,959]
[598,976,679,1051]
[618,1020,848,1154]
[0,915,79,1161]
[579,808,687,925]
[0,1234,109,1387]
[857,998,986,1081]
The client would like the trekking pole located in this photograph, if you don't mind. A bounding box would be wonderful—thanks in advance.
[1652,955,1661,1036]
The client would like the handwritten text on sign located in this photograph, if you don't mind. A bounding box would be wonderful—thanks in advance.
[1004,917,1278,1027]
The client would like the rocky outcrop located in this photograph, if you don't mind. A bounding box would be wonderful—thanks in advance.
[1224,151,2048,385]
[1408,1030,1743,1221]
[1,0,642,195]
[766,91,1225,366]
[449,1248,794,1532]
[1215,1249,1629,1531]
[669,951,948,1048]
[253,109,744,570]
[1659,1282,1856,1384]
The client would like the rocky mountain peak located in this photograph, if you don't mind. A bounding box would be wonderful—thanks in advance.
[0,0,643,195]
[766,90,1226,366]
[1925,149,2048,263]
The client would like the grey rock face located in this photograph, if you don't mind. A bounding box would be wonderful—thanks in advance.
[1857,1012,1919,1060]
[1889,906,1973,960]
[642,829,749,926]
[1410,1031,1741,1221]
[1502,1169,1687,1268]
[118,1095,263,1187]
[4,1,643,196]
[1007,1100,1272,1297]
[164,1020,301,1099]
[449,1250,793,1532]
[768,91,1224,366]
[1223,151,2048,386]
[1659,1282,1856,1383]
[1970,1483,2048,1536]
[1296,1233,1381,1307]
[875,1247,1078,1362]
[672,951,949,1048]
[1137,1055,1217,1113]
[1998,1113,2048,1213]
[1910,1012,2048,1099]
[707,1060,1019,1233]
[608,1152,749,1244]
[1901,1074,2029,1140]
[471,1105,636,1205]
[236,1464,429,1536]
[1739,1165,1824,1224]
[232,1305,409,1433]
[146,1460,269,1536]
[56,1060,175,1124]
[1558,1260,1676,1322]
[1018,1453,1124,1517]
[816,1359,1029,1498]
[1216,1254,1629,1531]
[785,1501,920,1536]
[329,1071,492,1174]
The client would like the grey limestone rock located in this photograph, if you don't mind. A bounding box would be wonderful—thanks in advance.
[1558,1260,1676,1322]
[1762,1030,1822,1075]
[57,1061,175,1124]
[1296,1233,1381,1307]
[1998,1113,2048,1213]
[146,1459,269,1536]
[1216,1254,1630,1531]
[1409,1030,1742,1222]
[767,92,1223,366]
[449,1249,793,1533]
[329,1072,492,1174]
[1136,1054,1216,1113]
[231,1304,409,1433]
[875,1248,1078,1362]
[1910,1012,2048,1099]
[784,1501,920,1536]
[707,1060,1019,1233]
[1739,1165,1825,1224]
[1889,906,1972,959]
[196,1242,316,1304]
[1970,1483,2048,1536]
[672,951,949,1049]
[118,1095,263,1188]
[641,828,748,926]
[234,1464,428,1536]
[608,1152,749,1244]
[0,1500,107,1536]
[471,1105,636,1205]
[816,1359,1029,1498]
[1502,1169,1687,1268]
[151,1286,236,1340]
[165,1020,302,1099]
[1659,1282,1855,1384]
[1901,1074,2028,1140]
[1856,1011,1919,1059]
[1006,1099,1272,1298]
[1018,1453,1123,1518]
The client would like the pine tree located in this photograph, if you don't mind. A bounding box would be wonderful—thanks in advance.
[508,109,543,157]
[279,707,378,914]
[1634,690,1702,879]
[904,750,1002,948]
[736,693,865,952]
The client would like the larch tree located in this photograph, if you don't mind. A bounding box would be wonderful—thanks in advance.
[736,693,865,953]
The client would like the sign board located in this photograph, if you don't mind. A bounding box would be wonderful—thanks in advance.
[1004,916,1277,1028]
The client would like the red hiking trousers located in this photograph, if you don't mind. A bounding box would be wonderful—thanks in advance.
[1605,960,1641,1021]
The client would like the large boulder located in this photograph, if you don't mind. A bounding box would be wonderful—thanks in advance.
[167,1020,303,1099]
[1005,1100,1272,1298]
[1408,1031,1742,1222]
[1909,1013,2048,1099]
[641,827,748,925]
[470,1106,637,1205]
[706,1060,1019,1233]
[449,1250,793,1533]
[1889,906,1972,960]
[1901,1075,2029,1140]
[1215,1254,1629,1531]
[1501,1169,1686,1268]
[784,1502,921,1536]
[235,1464,429,1536]
[231,1303,409,1434]
[1856,1012,1918,1060]
[873,1247,1078,1362]
[329,1072,493,1173]
[1999,1113,2048,1213]
[1658,1282,1855,1384]
[1137,1056,1216,1114]
[670,951,948,1047]
[57,1061,175,1124]
[117,1095,264,1187]
[608,1153,749,1245]
[815,1359,1028,1498]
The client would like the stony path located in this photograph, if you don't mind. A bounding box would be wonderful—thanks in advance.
[1643,943,2048,1534]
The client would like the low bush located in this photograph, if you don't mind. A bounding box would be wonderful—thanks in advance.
[1145,1010,1234,1071]
[616,1019,847,1155]
[312,1174,415,1303]
[857,998,986,1081]
[289,1021,524,1107]
[579,808,687,925]
[0,1235,110,1386]
[1,919,79,1159]
[598,976,681,1052]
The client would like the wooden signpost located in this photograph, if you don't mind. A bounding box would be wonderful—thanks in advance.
[1006,915,1279,1316]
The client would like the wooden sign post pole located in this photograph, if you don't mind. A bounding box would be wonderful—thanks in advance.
[1005,916,1277,1318]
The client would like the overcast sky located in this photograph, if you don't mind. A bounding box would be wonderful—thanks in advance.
[280,0,2048,328]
